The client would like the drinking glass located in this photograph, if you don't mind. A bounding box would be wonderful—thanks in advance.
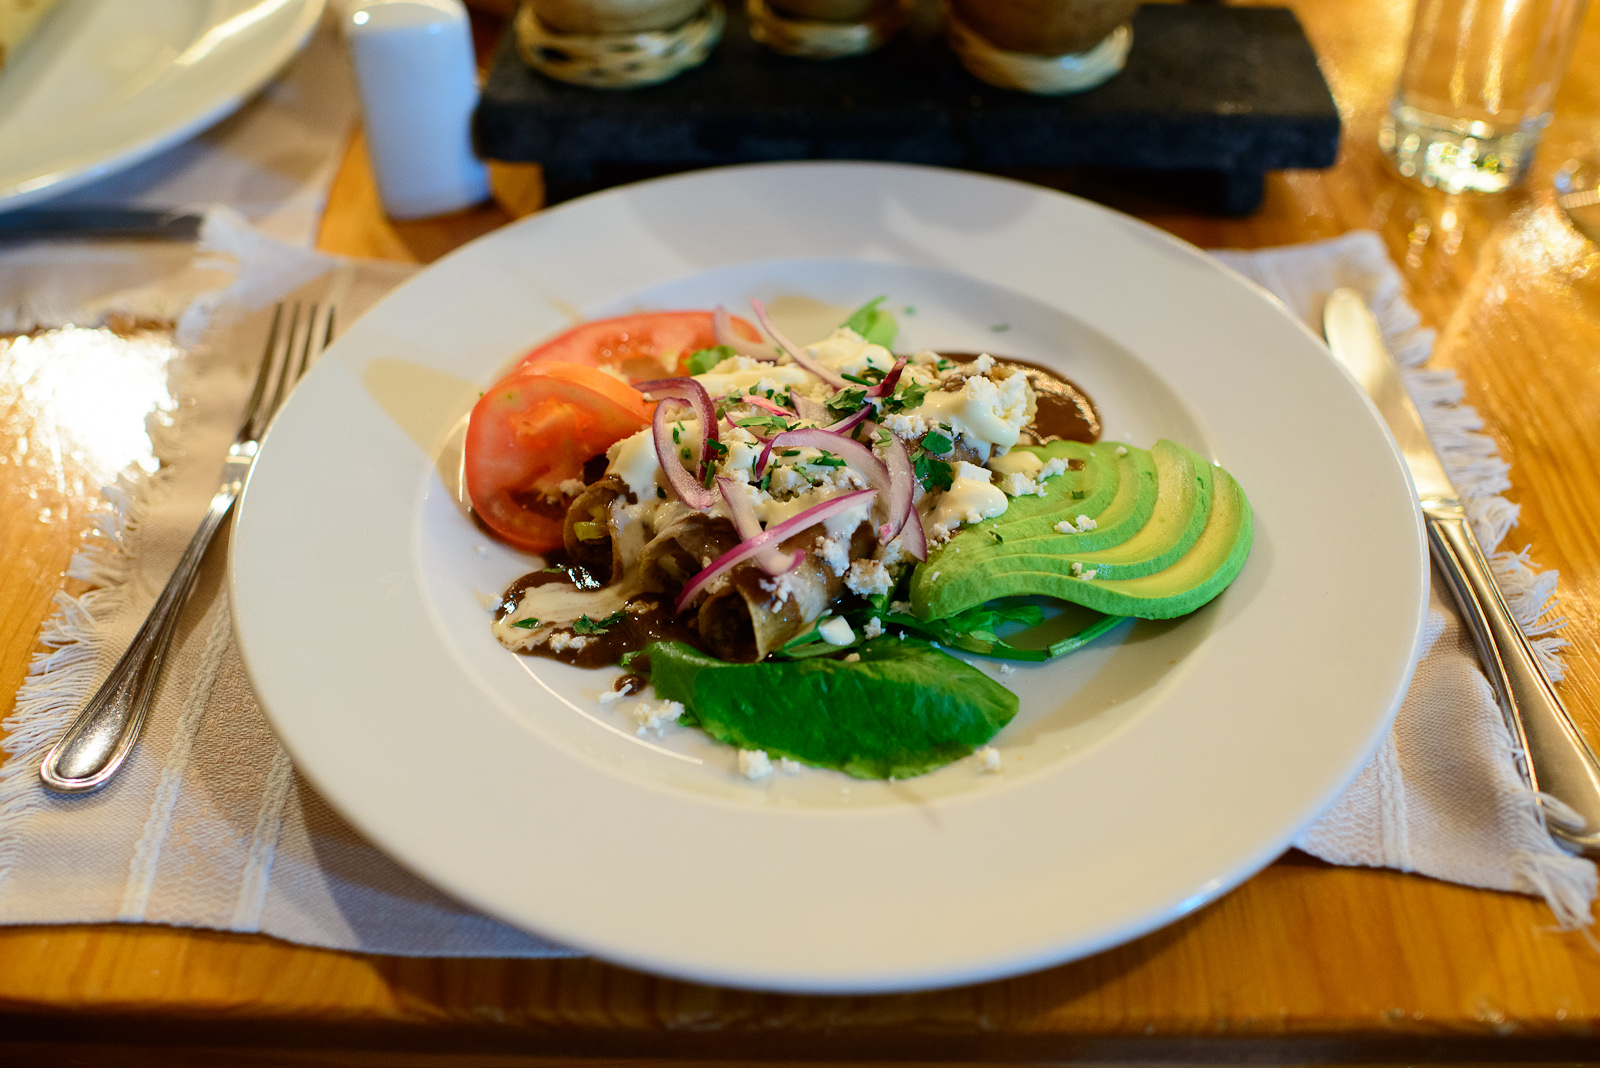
[1381,0,1591,193]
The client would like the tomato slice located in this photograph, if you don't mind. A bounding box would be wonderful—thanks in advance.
[515,310,761,381]
[465,361,652,553]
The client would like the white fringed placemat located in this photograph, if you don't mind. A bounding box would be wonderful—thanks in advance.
[1,222,1590,958]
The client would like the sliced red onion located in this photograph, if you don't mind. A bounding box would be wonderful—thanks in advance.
[866,356,907,399]
[748,427,915,558]
[737,394,796,419]
[750,298,849,390]
[899,507,928,561]
[792,394,830,423]
[717,476,800,575]
[636,377,718,510]
[822,404,873,435]
[877,431,919,550]
[713,305,778,362]
[753,425,879,480]
[676,489,876,613]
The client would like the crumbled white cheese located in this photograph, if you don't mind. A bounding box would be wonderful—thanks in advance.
[1039,456,1070,480]
[630,699,684,736]
[845,558,893,598]
[1055,514,1097,534]
[762,570,800,604]
[556,477,587,498]
[969,352,995,374]
[975,746,1001,773]
[997,471,1044,498]
[890,600,913,615]
[863,616,884,639]
[1069,562,1082,577]
[1115,445,1128,457]
[1075,514,1096,531]
[818,616,855,645]
[1082,569,1097,580]
[739,749,773,780]
[816,532,851,576]
[882,410,928,439]
[844,652,861,663]
[997,663,1015,675]
[778,756,802,774]
[548,632,593,654]
[597,688,628,707]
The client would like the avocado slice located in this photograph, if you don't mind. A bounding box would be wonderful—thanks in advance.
[909,441,1137,619]
[958,439,1118,544]
[914,461,1252,621]
[1057,440,1212,580]
[915,439,1213,619]
[953,442,1158,557]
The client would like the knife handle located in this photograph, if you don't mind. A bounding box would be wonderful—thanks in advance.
[1427,510,1600,854]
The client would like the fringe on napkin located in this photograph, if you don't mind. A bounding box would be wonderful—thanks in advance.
[1217,231,1592,929]
[0,208,324,884]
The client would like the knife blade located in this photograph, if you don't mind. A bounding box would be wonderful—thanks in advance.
[1323,287,1600,856]
[0,208,204,243]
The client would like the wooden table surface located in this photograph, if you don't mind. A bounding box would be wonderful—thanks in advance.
[5,2,1600,1063]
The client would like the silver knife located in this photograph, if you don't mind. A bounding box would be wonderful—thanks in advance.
[0,207,204,243]
[1323,287,1600,856]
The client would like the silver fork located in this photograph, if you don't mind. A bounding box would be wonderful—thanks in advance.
[39,302,335,794]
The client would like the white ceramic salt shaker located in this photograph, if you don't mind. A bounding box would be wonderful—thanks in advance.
[346,0,490,220]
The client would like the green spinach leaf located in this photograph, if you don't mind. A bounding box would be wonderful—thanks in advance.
[644,638,1016,779]
[841,296,898,348]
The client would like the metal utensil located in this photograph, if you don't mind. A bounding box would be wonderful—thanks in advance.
[39,302,335,794]
[1322,287,1600,855]
[0,208,205,243]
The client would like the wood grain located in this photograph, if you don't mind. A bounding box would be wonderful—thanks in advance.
[6,1,1600,1061]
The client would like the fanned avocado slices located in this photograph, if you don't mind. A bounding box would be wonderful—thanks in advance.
[912,439,1252,622]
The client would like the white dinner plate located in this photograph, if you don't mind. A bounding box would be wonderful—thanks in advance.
[0,0,323,212]
[231,163,1428,993]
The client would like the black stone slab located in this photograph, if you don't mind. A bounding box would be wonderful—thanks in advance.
[474,3,1339,215]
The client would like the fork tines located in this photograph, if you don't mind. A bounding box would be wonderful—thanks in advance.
[242,302,336,442]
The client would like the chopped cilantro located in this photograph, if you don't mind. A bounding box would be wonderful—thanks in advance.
[512,618,541,630]
[808,452,847,469]
[686,345,735,375]
[922,430,954,455]
[880,379,927,415]
[572,610,627,636]
[705,438,729,460]
[672,423,682,444]
[826,386,868,419]
[735,414,795,434]
[914,452,954,492]
[656,486,666,499]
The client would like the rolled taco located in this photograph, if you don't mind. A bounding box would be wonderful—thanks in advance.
[640,510,875,662]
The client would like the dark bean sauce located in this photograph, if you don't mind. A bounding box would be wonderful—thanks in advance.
[498,554,705,669]
[939,352,1101,444]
